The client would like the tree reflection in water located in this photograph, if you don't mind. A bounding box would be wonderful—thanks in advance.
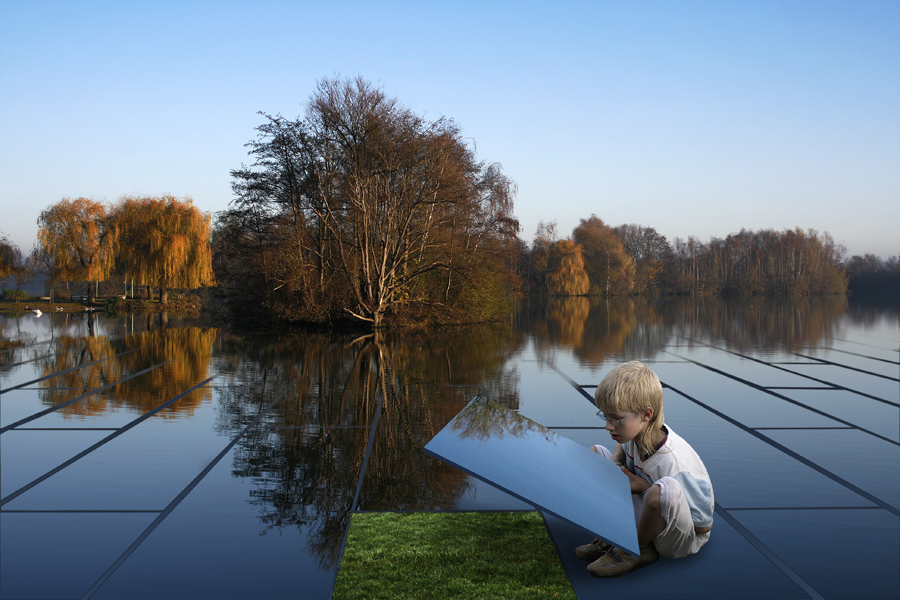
[0,317,39,380]
[661,295,850,352]
[518,295,854,365]
[35,327,215,418]
[521,297,667,366]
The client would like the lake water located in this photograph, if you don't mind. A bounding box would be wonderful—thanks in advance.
[1,296,898,599]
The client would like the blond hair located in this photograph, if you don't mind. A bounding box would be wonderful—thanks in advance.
[593,361,665,457]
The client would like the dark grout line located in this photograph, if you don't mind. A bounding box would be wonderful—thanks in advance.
[0,362,168,433]
[662,381,900,517]
[768,366,896,405]
[675,336,898,407]
[822,346,900,366]
[549,366,595,403]
[667,349,900,443]
[10,428,122,431]
[79,378,300,600]
[263,424,371,430]
[355,508,535,515]
[791,352,900,382]
[0,345,148,394]
[723,506,881,511]
[350,398,383,512]
[832,337,900,354]
[752,427,855,431]
[767,362,824,366]
[0,339,53,354]
[763,386,840,390]
[1,509,164,514]
[333,391,385,594]
[0,377,214,507]
[10,387,102,391]
[714,504,825,600]
[0,352,56,372]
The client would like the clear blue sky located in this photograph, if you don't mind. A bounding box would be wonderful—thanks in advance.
[2,0,898,258]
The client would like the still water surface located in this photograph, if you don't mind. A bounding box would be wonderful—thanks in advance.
[1,296,897,599]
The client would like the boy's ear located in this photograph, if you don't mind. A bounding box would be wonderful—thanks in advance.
[641,407,654,422]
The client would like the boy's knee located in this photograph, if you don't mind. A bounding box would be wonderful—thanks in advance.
[643,483,662,510]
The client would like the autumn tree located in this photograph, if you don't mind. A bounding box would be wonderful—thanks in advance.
[113,195,215,303]
[523,221,558,295]
[223,76,518,327]
[666,229,846,296]
[546,239,590,295]
[1,235,20,281]
[573,215,634,295]
[613,224,671,294]
[37,198,117,302]
[667,236,711,295]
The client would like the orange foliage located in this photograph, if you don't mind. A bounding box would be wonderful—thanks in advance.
[547,239,590,295]
[114,195,215,298]
[37,198,117,296]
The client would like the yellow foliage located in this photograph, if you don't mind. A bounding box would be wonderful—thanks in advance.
[547,240,590,295]
[37,197,117,284]
[114,195,215,290]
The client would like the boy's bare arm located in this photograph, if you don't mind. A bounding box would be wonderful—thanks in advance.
[619,466,651,494]
[609,443,625,465]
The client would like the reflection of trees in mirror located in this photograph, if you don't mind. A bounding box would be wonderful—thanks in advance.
[450,395,557,444]
[214,325,524,566]
[37,327,215,418]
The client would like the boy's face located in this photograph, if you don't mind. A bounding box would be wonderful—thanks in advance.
[603,408,651,444]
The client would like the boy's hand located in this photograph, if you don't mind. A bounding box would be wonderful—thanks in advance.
[620,465,651,494]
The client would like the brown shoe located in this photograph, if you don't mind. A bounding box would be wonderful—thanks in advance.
[575,538,613,561]
[587,544,659,578]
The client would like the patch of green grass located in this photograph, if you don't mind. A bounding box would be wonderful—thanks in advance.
[333,512,575,600]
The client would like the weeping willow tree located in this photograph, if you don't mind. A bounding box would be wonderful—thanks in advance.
[114,195,215,303]
[37,198,118,302]
[546,239,590,296]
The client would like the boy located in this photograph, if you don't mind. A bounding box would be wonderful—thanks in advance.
[576,361,714,578]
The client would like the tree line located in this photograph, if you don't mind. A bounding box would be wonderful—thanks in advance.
[1,195,214,304]
[520,216,868,297]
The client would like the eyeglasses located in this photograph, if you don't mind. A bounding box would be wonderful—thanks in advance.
[596,411,635,426]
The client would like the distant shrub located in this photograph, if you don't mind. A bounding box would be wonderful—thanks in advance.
[2,289,29,301]
[104,297,121,313]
